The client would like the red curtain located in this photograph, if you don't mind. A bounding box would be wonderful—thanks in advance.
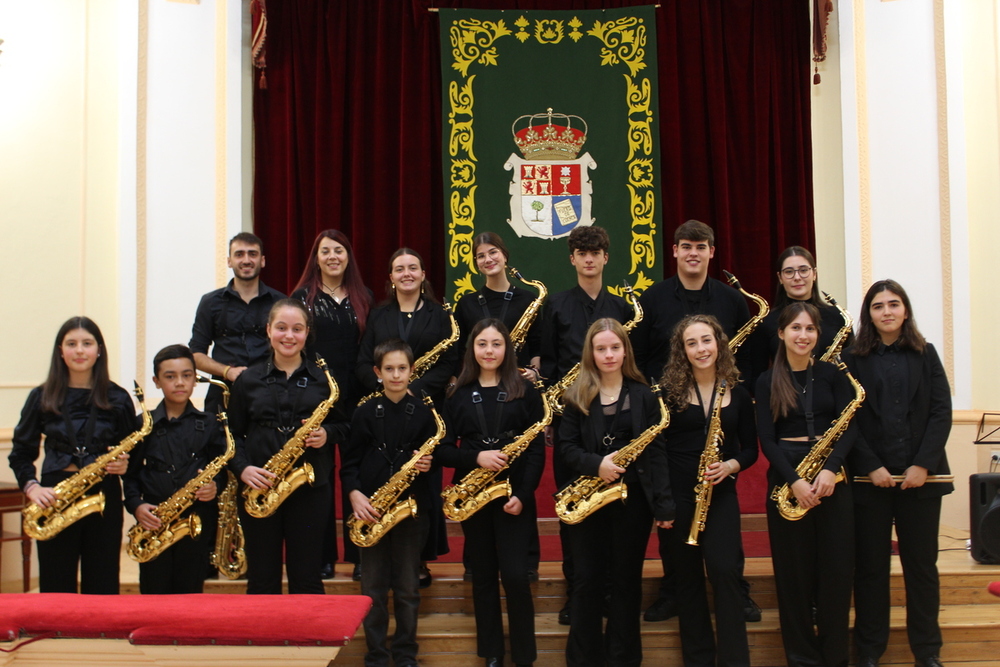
[253,0,814,300]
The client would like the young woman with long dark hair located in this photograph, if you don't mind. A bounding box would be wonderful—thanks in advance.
[845,280,952,667]
[9,316,137,593]
[660,314,757,667]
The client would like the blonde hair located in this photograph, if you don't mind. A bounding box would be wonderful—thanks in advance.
[563,318,645,416]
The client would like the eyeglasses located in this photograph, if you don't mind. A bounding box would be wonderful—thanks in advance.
[780,266,814,279]
[475,248,503,262]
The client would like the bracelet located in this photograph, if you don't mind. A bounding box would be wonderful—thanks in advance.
[24,480,38,493]
[222,365,232,381]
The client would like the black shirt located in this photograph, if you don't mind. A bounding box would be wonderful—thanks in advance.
[228,356,343,486]
[631,275,750,382]
[9,384,137,490]
[750,300,852,390]
[123,401,226,512]
[454,284,542,369]
[341,393,439,512]
[435,380,545,502]
[664,385,758,500]
[189,279,286,369]
[356,297,460,404]
[540,286,633,382]
[872,342,912,469]
[755,361,858,486]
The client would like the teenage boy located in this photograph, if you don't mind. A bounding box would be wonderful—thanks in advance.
[632,219,759,623]
[541,224,633,625]
[189,232,285,415]
[341,339,438,667]
[124,344,226,594]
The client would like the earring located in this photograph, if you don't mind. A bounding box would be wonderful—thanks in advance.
[377,377,383,384]
[420,281,425,294]
[391,283,397,296]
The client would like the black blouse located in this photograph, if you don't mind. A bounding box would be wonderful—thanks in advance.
[454,284,542,369]
[9,384,136,490]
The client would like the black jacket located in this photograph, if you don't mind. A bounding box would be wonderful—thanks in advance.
[843,342,953,500]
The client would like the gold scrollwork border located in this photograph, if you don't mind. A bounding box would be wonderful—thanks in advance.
[445,13,659,300]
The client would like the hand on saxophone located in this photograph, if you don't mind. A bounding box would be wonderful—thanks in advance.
[241,465,276,490]
[476,450,508,471]
[25,483,57,509]
[135,503,163,531]
[812,469,838,498]
[706,459,740,485]
[194,472,218,502]
[598,453,625,484]
[349,489,381,523]
[791,479,820,509]
[302,421,328,448]
[413,453,433,473]
[105,452,130,476]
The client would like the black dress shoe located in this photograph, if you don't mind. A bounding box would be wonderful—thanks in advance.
[527,569,538,583]
[351,563,361,581]
[484,657,503,667]
[743,595,762,622]
[319,563,334,580]
[643,597,677,622]
[915,657,944,667]
[419,565,432,588]
[857,657,879,667]
[558,602,571,625]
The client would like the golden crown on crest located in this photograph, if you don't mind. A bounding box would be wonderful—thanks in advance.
[512,108,588,161]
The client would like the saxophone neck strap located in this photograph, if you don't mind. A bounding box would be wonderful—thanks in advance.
[374,399,415,465]
[472,387,507,447]
[792,362,816,442]
[265,371,310,434]
[59,398,100,462]
[478,289,514,322]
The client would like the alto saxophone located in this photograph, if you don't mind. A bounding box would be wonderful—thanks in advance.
[348,395,446,547]
[687,380,727,545]
[507,267,547,354]
[357,301,460,406]
[544,281,643,415]
[819,291,853,363]
[555,385,670,525]
[198,375,246,578]
[769,357,865,520]
[23,382,153,541]
[126,411,236,563]
[243,356,339,518]
[723,270,769,353]
[442,380,552,521]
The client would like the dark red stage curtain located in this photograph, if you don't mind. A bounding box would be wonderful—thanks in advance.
[253,0,814,301]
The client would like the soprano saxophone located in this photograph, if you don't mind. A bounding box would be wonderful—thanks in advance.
[687,380,727,545]
[723,270,769,353]
[198,375,246,578]
[555,385,670,525]
[23,382,153,541]
[769,357,865,520]
[357,301,460,406]
[243,356,339,518]
[126,411,236,563]
[819,291,853,363]
[442,380,552,521]
[348,395,446,547]
[507,267,547,354]
[544,281,643,415]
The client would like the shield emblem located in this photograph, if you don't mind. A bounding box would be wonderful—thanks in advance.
[504,152,596,240]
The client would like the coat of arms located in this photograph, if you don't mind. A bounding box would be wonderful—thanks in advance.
[504,108,596,240]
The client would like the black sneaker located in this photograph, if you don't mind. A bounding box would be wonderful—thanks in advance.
[743,596,762,622]
[643,597,677,622]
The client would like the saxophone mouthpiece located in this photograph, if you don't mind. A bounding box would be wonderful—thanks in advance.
[421,390,433,407]
[622,278,633,293]
[442,300,453,314]
[315,354,328,370]
[821,291,838,307]
[133,380,144,402]
[509,267,524,281]
[723,270,739,288]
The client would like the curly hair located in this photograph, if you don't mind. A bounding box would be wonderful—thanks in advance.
[660,314,739,412]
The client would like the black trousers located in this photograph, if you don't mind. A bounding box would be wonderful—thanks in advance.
[138,502,218,594]
[461,496,537,665]
[667,488,750,667]
[37,471,122,594]
[240,481,330,594]
[767,470,854,667]
[566,483,652,667]
[853,488,943,661]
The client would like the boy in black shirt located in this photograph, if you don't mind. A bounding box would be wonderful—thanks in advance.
[342,339,438,667]
[124,345,225,594]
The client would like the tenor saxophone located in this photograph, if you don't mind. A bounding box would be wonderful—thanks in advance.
[348,395,446,547]
[555,385,670,525]
[819,291,853,363]
[126,411,236,563]
[198,375,246,578]
[507,267,547,354]
[687,380,726,545]
[723,270,769,353]
[357,301,460,406]
[544,281,643,415]
[243,356,339,518]
[442,380,552,521]
[769,358,865,520]
[23,382,153,541]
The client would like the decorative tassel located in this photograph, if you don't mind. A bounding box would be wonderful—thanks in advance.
[814,66,821,85]
[259,70,268,90]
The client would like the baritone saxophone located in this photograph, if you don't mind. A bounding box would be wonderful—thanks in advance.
[243,356,339,518]
[687,380,726,545]
[348,395,446,547]
[555,385,670,524]
[126,411,236,563]
[23,382,153,541]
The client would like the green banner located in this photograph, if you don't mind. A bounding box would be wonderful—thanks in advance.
[440,6,662,301]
